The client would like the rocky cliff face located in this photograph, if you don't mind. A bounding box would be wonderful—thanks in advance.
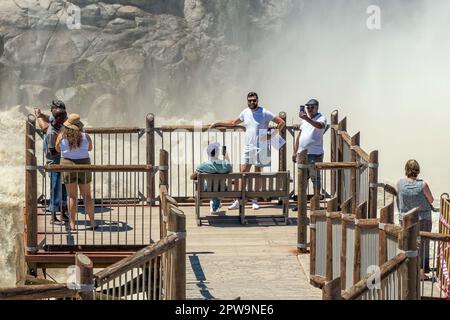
[0,0,297,124]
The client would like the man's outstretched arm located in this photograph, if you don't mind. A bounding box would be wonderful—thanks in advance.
[34,108,50,132]
[272,116,286,131]
[209,118,242,129]
[299,111,325,129]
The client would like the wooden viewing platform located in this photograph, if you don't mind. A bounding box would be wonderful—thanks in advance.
[9,110,449,300]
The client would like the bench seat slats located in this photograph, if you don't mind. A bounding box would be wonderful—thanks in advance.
[195,172,290,225]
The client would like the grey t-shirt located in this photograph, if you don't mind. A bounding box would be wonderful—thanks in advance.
[45,123,62,164]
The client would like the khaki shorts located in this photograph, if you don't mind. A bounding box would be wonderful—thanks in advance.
[61,158,92,185]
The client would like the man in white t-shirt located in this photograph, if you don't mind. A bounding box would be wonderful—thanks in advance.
[293,99,327,202]
[209,92,285,210]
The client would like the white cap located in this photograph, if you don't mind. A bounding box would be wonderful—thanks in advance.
[207,142,220,157]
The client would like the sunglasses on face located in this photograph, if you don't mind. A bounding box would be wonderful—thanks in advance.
[306,106,316,109]
[248,99,257,103]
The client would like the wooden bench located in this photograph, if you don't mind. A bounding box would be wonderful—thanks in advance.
[195,172,290,226]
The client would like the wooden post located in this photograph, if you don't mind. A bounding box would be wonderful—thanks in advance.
[297,150,308,254]
[25,115,38,256]
[278,112,287,172]
[309,195,320,276]
[159,149,170,237]
[322,277,342,300]
[326,197,338,281]
[353,220,361,284]
[356,201,368,219]
[368,151,379,219]
[379,202,393,266]
[159,149,169,188]
[310,214,316,276]
[398,208,420,300]
[330,111,338,197]
[146,113,155,205]
[337,118,347,206]
[159,149,169,237]
[340,217,348,289]
[350,132,360,214]
[169,206,186,300]
[75,253,94,300]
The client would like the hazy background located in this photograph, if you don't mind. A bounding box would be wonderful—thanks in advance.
[1,0,450,286]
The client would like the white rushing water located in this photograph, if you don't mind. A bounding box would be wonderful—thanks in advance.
[0,106,29,286]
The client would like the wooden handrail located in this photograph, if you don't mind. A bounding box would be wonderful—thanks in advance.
[420,231,450,242]
[352,145,370,162]
[0,284,78,300]
[340,131,352,146]
[39,124,302,134]
[44,164,154,173]
[383,184,397,196]
[314,162,360,170]
[342,253,407,300]
[94,233,179,286]
[156,124,300,132]
[85,127,142,134]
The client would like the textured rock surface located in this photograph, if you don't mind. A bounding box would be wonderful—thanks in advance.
[0,0,297,120]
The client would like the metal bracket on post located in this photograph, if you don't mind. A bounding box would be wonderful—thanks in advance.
[138,128,150,139]
[155,128,163,138]
[151,165,168,177]
[138,191,150,203]
[37,194,45,204]
[397,249,418,258]
[168,231,187,240]
[139,127,163,139]
[36,129,44,140]
[356,160,368,170]
[287,127,296,137]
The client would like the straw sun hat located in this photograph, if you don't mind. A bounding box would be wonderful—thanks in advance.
[63,113,84,130]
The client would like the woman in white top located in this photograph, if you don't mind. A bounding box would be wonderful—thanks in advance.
[56,114,96,231]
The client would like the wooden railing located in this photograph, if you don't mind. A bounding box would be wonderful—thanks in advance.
[297,111,381,253]
[329,111,379,218]
[11,185,186,300]
[25,115,171,253]
[322,209,420,300]
[93,191,186,300]
[419,231,450,299]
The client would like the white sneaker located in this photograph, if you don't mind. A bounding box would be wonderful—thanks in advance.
[228,200,240,210]
[210,200,217,214]
[252,199,260,210]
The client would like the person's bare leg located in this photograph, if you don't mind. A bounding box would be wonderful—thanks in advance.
[79,183,96,228]
[254,166,262,190]
[229,165,252,210]
[252,166,262,209]
[66,183,78,230]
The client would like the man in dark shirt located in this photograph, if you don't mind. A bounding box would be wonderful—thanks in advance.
[45,108,69,223]
[34,100,66,133]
